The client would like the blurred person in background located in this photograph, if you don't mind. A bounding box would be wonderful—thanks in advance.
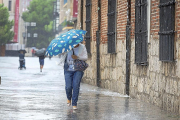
[18,51,26,70]
[39,54,46,72]
[31,49,35,57]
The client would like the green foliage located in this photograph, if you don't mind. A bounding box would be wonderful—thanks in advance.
[45,21,53,32]
[61,19,67,27]
[22,0,55,48]
[61,19,74,27]
[0,4,14,45]
[67,21,74,26]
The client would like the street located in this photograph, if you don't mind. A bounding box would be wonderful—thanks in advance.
[0,57,179,120]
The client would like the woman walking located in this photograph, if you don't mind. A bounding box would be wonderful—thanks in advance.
[64,43,88,110]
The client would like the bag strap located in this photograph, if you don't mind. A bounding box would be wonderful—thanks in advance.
[72,48,78,62]
[72,48,74,55]
[64,54,68,63]
[65,49,74,63]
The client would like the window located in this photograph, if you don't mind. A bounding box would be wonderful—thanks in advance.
[107,0,116,53]
[135,0,148,65]
[159,0,175,61]
[8,0,12,11]
[85,0,91,53]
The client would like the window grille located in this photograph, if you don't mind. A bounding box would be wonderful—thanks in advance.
[85,0,91,53]
[107,0,116,53]
[159,0,175,61]
[135,0,148,65]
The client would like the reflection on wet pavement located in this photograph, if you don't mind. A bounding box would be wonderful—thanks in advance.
[0,57,179,120]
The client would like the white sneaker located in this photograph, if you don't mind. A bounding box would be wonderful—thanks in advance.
[67,100,71,106]
[73,106,77,110]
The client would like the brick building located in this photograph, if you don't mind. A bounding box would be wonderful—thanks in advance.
[76,0,180,114]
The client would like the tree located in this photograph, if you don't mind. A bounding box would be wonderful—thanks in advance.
[22,0,55,48]
[0,4,14,45]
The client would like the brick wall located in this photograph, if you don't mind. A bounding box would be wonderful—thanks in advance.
[151,0,159,40]
[130,0,180,114]
[131,0,135,38]
[77,0,180,114]
[117,0,127,40]
[78,0,127,94]
[100,0,108,44]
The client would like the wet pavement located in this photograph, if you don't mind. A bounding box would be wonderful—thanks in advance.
[0,57,180,120]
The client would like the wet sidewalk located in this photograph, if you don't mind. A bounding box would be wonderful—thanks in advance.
[0,57,179,120]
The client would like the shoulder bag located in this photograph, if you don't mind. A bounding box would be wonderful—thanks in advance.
[73,49,89,71]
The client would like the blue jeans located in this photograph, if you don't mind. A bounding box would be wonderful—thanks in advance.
[64,70,84,106]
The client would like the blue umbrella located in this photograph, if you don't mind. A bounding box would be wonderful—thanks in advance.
[45,29,87,56]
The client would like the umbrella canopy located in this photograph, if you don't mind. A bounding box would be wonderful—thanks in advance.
[18,49,27,54]
[45,29,87,57]
[35,48,46,57]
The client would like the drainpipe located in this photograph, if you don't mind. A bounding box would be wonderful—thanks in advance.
[96,0,101,87]
[126,0,131,95]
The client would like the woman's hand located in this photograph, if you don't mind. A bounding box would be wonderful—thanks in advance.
[72,55,78,59]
